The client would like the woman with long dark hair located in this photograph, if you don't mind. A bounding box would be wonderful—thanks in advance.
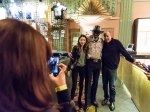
[67,34,88,110]
[0,18,76,112]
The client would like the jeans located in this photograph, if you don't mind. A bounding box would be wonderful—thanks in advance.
[71,66,85,102]
[85,59,101,105]
[102,66,117,102]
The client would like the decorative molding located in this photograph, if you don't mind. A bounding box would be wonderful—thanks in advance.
[100,0,118,16]
[67,0,118,18]
[77,0,109,15]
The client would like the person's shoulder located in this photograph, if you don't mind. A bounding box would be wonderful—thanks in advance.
[112,39,124,47]
[72,45,78,52]
[112,38,120,43]
[88,35,93,38]
[99,38,104,42]
[87,35,93,42]
[73,45,77,49]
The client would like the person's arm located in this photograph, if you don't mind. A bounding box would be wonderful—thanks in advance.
[70,46,77,60]
[55,86,70,104]
[66,46,77,71]
[66,58,73,72]
[117,40,135,63]
[49,63,72,104]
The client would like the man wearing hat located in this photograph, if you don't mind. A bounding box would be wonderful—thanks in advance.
[84,25,103,111]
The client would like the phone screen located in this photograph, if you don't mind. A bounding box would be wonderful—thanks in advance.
[48,56,59,76]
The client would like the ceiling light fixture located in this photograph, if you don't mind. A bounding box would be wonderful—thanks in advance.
[73,15,112,24]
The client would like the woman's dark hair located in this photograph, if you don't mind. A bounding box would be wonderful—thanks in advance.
[0,19,57,111]
[77,34,88,53]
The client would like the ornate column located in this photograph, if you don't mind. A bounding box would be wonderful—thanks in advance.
[119,0,133,47]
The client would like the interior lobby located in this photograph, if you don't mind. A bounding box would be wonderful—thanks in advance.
[0,0,150,112]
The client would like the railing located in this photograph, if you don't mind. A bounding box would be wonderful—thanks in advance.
[118,56,150,112]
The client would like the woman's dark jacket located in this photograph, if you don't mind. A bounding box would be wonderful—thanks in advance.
[67,45,86,71]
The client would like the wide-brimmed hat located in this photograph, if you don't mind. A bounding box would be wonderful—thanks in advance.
[92,25,104,33]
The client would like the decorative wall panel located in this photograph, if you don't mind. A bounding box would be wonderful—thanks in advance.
[100,0,118,16]
[118,0,133,48]
[67,0,118,18]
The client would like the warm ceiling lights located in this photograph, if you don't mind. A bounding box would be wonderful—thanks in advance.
[79,15,111,23]
[73,15,112,24]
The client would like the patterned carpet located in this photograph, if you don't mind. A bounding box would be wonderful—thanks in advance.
[73,82,97,112]
[61,59,97,112]
[65,70,96,112]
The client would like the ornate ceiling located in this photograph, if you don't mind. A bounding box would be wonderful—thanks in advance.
[67,0,118,18]
[77,0,109,15]
[66,0,118,25]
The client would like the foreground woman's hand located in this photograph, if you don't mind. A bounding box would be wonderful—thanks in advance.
[49,63,67,87]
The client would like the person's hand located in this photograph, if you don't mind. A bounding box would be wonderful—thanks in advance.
[49,63,67,87]
[66,71,70,77]
[148,65,150,69]
[69,54,74,60]
[144,72,150,80]
[147,74,150,80]
[133,61,141,65]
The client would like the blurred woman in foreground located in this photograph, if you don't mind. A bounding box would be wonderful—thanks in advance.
[0,18,76,112]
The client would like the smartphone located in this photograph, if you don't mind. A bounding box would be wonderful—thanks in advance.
[48,56,59,76]
[142,63,150,72]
